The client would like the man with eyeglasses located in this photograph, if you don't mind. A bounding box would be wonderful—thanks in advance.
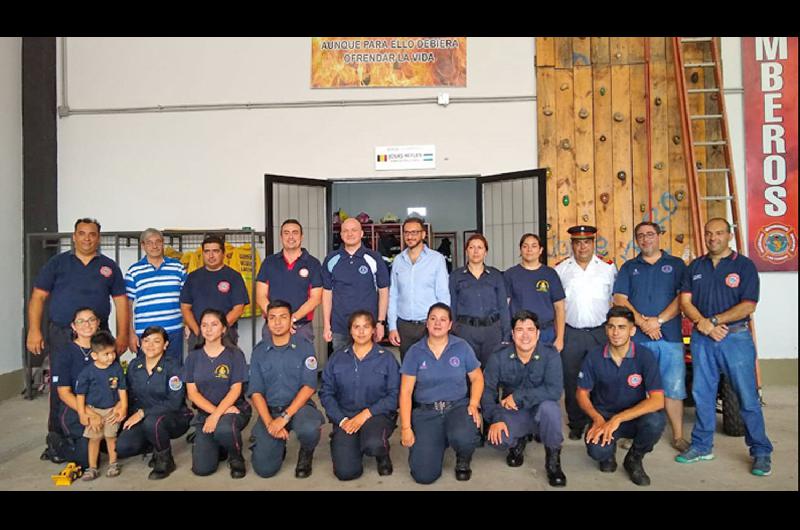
[388,217,450,360]
[27,218,129,456]
[125,228,187,364]
[613,221,688,452]
[555,225,617,441]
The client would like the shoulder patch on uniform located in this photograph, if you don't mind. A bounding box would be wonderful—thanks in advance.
[554,257,568,266]
[578,371,584,379]
[305,356,318,370]
[598,255,614,265]
[169,375,183,391]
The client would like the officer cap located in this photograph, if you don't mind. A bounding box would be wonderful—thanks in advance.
[567,225,597,239]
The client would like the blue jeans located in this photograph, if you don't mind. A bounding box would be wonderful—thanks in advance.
[689,330,773,457]
[639,340,686,400]
[490,400,564,449]
[586,411,666,462]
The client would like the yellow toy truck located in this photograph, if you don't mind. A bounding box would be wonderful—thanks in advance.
[51,463,83,486]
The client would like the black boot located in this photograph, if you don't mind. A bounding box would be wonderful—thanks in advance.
[295,448,314,478]
[568,424,585,440]
[455,454,472,481]
[506,438,527,467]
[545,446,567,487]
[229,453,247,479]
[41,432,66,464]
[599,453,617,473]
[623,449,651,486]
[149,448,176,480]
[218,446,228,462]
[376,455,393,476]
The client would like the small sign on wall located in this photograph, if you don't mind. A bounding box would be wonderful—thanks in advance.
[375,145,436,171]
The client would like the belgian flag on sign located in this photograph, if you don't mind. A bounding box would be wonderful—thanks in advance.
[377,154,388,162]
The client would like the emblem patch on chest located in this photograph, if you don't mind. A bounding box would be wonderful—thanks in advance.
[299,267,309,278]
[627,373,643,388]
[169,376,183,391]
[108,376,119,390]
[725,273,740,288]
[100,266,113,278]
[217,281,231,293]
[536,280,550,292]
[358,265,369,275]
[449,356,461,368]
[662,265,673,274]
[215,365,230,379]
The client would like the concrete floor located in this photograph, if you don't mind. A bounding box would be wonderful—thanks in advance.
[0,385,796,491]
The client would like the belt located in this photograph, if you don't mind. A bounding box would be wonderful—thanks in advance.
[456,314,500,327]
[727,322,750,334]
[414,400,456,412]
[399,318,427,326]
[567,324,603,332]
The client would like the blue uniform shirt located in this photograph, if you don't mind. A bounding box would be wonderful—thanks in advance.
[503,265,565,327]
[577,343,663,417]
[387,245,450,330]
[52,342,94,391]
[614,251,687,343]
[481,342,563,424]
[180,266,249,329]
[126,355,189,417]
[34,252,126,326]
[75,362,126,409]
[450,266,511,337]
[322,246,390,334]
[184,347,248,409]
[125,256,187,335]
[319,343,400,425]
[256,249,323,324]
[681,251,759,325]
[401,335,481,404]
[248,336,318,407]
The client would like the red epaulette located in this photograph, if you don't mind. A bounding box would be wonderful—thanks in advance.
[597,254,614,265]
[554,256,569,266]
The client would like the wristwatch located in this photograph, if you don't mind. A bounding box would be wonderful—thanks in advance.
[280,411,290,420]
[657,317,665,325]
[710,315,719,326]
[377,320,387,326]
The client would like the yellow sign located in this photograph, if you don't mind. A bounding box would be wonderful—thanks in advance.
[312,37,466,88]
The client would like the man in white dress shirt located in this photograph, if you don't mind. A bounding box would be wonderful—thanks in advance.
[555,225,617,440]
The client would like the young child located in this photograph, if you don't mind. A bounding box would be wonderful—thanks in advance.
[75,330,128,480]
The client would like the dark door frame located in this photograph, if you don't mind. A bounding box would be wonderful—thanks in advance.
[264,174,332,254]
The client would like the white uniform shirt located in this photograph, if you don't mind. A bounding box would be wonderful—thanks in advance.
[555,255,617,328]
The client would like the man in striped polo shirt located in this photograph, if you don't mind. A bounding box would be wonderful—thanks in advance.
[125,228,187,363]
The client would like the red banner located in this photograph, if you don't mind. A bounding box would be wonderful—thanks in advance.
[743,37,799,271]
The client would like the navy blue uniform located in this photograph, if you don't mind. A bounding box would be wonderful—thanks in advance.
[449,266,510,366]
[681,251,771,457]
[50,342,95,467]
[503,264,565,344]
[117,356,192,458]
[257,249,322,324]
[75,362,126,409]
[321,246,390,338]
[180,265,249,329]
[578,343,666,460]
[184,347,252,476]
[320,344,400,480]
[401,335,482,484]
[248,336,323,478]
[481,343,564,450]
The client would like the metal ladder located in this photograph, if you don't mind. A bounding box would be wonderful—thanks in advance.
[672,37,744,256]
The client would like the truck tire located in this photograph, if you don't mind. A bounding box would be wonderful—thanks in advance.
[720,374,746,437]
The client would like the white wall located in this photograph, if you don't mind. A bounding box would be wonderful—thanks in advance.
[0,37,23,375]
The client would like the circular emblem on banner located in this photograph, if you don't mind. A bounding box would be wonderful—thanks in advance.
[305,356,318,370]
[536,280,550,292]
[725,273,741,288]
[358,265,369,275]
[99,266,113,278]
[755,223,798,265]
[217,281,231,293]
[661,264,673,274]
[169,375,183,391]
[627,373,643,388]
[449,356,461,368]
[298,267,309,278]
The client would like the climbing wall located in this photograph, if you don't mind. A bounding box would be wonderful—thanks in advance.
[537,37,721,267]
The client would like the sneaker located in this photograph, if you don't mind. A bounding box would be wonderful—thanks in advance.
[106,462,121,477]
[751,456,772,476]
[82,467,99,481]
[671,438,691,453]
[675,447,715,464]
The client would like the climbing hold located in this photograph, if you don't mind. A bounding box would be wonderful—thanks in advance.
[599,87,606,96]
[583,214,590,222]
[617,171,627,181]
[546,169,553,178]
[640,203,646,213]
[599,135,607,142]
[561,139,572,150]
[690,72,699,83]
[546,223,552,232]
[600,193,610,204]
[560,83,569,91]
[696,162,703,170]
[654,162,664,170]
[613,112,625,122]
[655,97,662,106]
[675,233,685,244]
[579,108,590,119]
[580,164,590,172]
[635,116,645,124]
[620,224,627,232]
[672,135,681,145]
[543,108,554,116]
[675,190,686,201]
[562,195,570,206]
[615,52,622,59]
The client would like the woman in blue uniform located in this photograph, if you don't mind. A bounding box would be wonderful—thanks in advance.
[320,310,401,480]
[449,234,510,367]
[399,303,484,484]
[504,233,566,351]
[185,309,252,478]
[43,307,103,468]
[117,326,192,479]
